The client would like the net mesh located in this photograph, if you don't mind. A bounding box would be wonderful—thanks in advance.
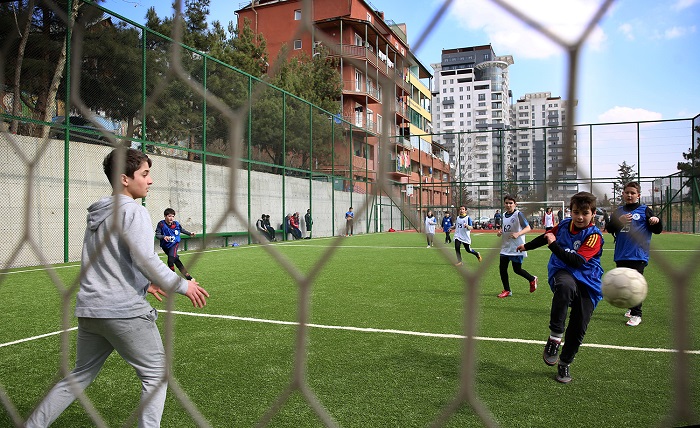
[0,0,698,426]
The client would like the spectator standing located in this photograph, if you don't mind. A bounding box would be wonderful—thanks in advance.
[345,207,354,236]
[304,209,313,239]
[425,210,437,247]
[494,209,502,229]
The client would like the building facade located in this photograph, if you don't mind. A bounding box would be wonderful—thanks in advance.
[235,0,450,208]
[513,92,578,201]
[431,45,514,205]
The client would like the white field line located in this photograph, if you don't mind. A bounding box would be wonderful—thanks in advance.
[2,245,697,276]
[0,327,78,348]
[5,311,697,355]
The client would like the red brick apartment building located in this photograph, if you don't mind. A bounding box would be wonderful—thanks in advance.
[236,0,450,208]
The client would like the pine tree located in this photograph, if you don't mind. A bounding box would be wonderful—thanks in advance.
[612,161,637,205]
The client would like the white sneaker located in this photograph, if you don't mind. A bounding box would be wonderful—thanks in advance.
[626,316,642,327]
[427,245,431,248]
[624,309,632,318]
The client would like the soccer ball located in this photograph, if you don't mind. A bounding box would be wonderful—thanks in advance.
[601,267,648,308]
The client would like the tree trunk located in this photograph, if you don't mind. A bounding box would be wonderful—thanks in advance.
[11,0,35,134]
[41,0,81,138]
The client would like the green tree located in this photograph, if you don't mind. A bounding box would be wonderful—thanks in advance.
[612,161,637,204]
[248,45,341,174]
[677,125,700,178]
[228,18,267,77]
[0,1,104,135]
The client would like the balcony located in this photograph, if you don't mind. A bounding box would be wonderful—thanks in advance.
[342,80,381,103]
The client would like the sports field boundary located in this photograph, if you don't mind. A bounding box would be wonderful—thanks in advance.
[5,311,698,356]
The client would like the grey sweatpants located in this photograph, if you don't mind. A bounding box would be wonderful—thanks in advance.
[26,309,167,428]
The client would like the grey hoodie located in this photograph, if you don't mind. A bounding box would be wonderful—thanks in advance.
[75,194,188,318]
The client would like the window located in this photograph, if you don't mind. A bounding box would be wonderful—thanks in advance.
[459,95,463,100]
[450,88,454,92]
[478,94,486,101]
[293,39,302,50]
[367,13,372,22]
[294,9,301,20]
[355,34,363,46]
[355,69,362,91]
[442,89,446,93]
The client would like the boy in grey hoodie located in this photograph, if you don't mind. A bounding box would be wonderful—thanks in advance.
[26,148,210,428]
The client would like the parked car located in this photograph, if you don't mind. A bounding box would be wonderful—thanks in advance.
[50,116,120,145]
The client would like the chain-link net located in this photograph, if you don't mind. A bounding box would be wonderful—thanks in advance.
[1,0,698,426]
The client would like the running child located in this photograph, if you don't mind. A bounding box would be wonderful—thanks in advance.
[452,206,482,266]
[156,208,195,280]
[496,194,537,298]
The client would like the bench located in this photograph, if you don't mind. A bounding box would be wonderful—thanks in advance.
[156,230,284,250]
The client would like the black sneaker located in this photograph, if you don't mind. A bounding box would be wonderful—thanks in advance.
[543,338,561,366]
[556,363,572,384]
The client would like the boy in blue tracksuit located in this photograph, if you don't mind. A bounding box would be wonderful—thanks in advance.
[441,211,453,243]
[155,208,195,280]
[517,192,604,384]
[605,181,662,327]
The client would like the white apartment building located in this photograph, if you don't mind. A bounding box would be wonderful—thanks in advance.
[513,92,578,201]
[431,45,514,204]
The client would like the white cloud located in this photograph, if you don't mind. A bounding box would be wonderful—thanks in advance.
[618,23,634,40]
[598,107,662,123]
[672,0,699,11]
[449,0,609,59]
[663,25,696,39]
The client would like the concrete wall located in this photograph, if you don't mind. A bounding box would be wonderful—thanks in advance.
[1,136,382,268]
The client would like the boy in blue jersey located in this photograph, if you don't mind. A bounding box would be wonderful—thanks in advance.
[156,208,195,280]
[452,206,482,266]
[496,195,538,298]
[605,182,662,326]
[517,192,604,384]
[441,211,453,243]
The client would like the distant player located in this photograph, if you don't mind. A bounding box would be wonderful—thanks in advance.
[156,208,195,280]
[606,181,662,326]
[441,211,453,243]
[543,207,557,231]
[452,206,482,266]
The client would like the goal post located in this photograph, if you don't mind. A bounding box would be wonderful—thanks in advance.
[515,201,566,228]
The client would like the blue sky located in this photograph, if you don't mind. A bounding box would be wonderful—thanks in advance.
[101,0,699,125]
[101,0,699,182]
